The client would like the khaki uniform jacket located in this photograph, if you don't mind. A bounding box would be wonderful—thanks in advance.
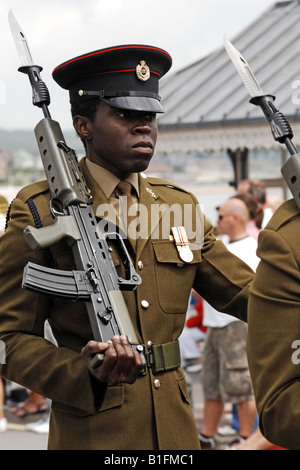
[0,158,253,450]
[248,199,300,450]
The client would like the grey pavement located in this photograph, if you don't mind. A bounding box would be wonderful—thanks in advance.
[0,426,48,450]
[0,402,49,450]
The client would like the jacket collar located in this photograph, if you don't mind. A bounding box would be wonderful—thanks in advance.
[80,158,167,256]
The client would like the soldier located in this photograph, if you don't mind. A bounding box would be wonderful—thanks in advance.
[0,44,253,450]
[247,198,300,450]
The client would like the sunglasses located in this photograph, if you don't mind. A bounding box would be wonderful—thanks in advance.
[218,214,230,221]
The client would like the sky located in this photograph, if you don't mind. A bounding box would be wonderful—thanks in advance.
[0,0,276,131]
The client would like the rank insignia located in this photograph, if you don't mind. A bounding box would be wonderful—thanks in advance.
[171,226,194,263]
[136,60,150,81]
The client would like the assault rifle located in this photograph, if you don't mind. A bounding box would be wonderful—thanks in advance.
[9,11,145,370]
[224,36,300,210]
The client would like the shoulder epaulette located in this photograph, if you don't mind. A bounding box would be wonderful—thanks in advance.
[6,179,54,266]
[16,179,49,203]
[5,179,49,232]
[265,198,300,231]
[141,174,191,194]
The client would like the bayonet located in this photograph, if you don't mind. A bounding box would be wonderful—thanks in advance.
[224,35,295,150]
[8,10,34,67]
[224,35,300,209]
[9,10,51,117]
[224,36,264,98]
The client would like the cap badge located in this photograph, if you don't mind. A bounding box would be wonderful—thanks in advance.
[136,60,150,81]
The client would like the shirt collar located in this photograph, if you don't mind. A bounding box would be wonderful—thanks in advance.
[85,158,140,198]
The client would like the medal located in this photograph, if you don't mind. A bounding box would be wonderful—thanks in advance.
[171,226,194,263]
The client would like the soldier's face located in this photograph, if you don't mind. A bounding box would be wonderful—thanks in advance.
[85,102,158,179]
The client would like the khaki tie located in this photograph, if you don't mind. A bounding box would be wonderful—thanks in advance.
[113,181,138,250]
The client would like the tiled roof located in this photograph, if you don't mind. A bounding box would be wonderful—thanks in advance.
[158,1,300,128]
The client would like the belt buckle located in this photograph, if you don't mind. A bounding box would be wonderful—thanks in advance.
[145,341,154,372]
[146,342,165,375]
[132,343,154,376]
[135,344,148,376]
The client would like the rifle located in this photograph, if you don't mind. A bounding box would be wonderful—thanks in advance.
[224,36,300,210]
[9,11,146,371]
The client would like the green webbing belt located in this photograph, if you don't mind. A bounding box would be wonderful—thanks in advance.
[146,340,181,374]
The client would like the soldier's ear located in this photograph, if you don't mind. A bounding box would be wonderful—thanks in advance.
[73,115,92,140]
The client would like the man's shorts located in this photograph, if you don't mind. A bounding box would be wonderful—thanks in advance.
[201,321,253,403]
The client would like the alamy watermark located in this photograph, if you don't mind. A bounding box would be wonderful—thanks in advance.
[292,80,300,105]
[95,199,205,250]
[291,340,300,364]
[0,340,6,364]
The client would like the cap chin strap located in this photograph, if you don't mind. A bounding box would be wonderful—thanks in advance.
[76,89,161,100]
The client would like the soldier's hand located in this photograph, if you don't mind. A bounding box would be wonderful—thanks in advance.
[81,335,143,385]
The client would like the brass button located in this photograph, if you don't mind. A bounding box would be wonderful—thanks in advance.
[138,260,144,270]
[141,300,149,309]
[154,379,161,389]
